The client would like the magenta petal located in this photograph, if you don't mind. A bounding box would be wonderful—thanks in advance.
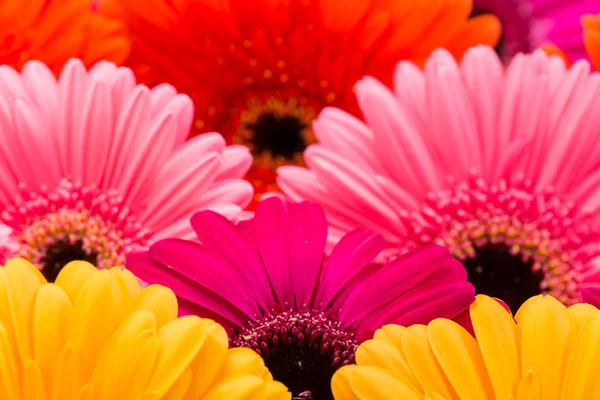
[582,287,600,308]
[126,252,247,326]
[315,229,386,309]
[355,280,475,341]
[288,201,327,309]
[148,238,262,318]
[253,197,294,306]
[190,210,274,311]
[339,244,452,325]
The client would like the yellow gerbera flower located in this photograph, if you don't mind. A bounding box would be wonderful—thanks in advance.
[0,258,290,400]
[332,294,600,399]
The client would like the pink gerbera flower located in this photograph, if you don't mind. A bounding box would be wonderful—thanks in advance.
[277,45,600,311]
[127,197,475,399]
[0,58,253,281]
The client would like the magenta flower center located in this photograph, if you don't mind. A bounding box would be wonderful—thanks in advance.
[1,179,150,281]
[405,174,594,311]
[232,309,357,400]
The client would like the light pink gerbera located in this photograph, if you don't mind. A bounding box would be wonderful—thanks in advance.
[277,45,600,311]
[0,58,253,281]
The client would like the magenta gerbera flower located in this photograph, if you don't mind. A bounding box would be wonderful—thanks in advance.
[127,196,475,399]
[472,0,600,62]
[277,46,600,311]
[0,58,253,280]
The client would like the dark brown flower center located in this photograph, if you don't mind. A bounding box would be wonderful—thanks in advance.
[232,309,357,400]
[462,243,544,312]
[40,239,98,282]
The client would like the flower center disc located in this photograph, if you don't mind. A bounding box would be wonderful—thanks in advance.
[250,112,308,160]
[40,240,98,282]
[462,243,544,311]
[232,309,357,400]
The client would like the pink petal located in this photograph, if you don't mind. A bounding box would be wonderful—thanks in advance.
[315,229,386,309]
[149,239,262,318]
[288,202,327,309]
[189,210,274,311]
[127,251,247,326]
[253,197,294,306]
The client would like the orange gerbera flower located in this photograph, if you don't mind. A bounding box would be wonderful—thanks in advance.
[102,0,500,204]
[0,0,130,75]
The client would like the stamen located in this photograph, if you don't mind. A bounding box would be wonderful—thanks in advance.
[1,179,150,273]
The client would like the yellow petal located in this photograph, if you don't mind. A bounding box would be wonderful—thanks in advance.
[514,295,544,325]
[121,331,160,398]
[67,269,130,381]
[428,319,493,399]
[425,392,448,400]
[128,284,178,328]
[5,258,45,363]
[331,365,360,400]
[0,322,21,400]
[516,370,540,400]
[348,365,422,400]
[203,376,266,400]
[164,367,192,400]
[145,316,207,396]
[520,296,576,399]
[356,339,421,391]
[560,312,600,399]
[264,381,291,400]
[111,267,141,299]
[567,303,597,331]
[76,383,95,400]
[183,320,229,398]
[34,283,72,393]
[23,359,46,400]
[91,310,158,398]
[215,347,268,380]
[52,345,80,400]
[373,324,408,350]
[470,295,520,399]
[55,261,97,304]
[401,324,458,400]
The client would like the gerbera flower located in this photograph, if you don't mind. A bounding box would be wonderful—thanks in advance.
[0,58,253,281]
[127,197,476,399]
[0,258,289,399]
[473,0,600,63]
[583,12,600,69]
[99,0,500,203]
[333,294,600,399]
[0,0,130,75]
[277,45,600,311]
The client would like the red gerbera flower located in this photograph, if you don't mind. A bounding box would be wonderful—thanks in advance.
[100,0,501,204]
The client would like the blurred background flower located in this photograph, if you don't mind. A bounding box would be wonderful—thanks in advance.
[99,0,500,205]
[0,258,290,399]
[0,59,253,281]
[0,0,130,74]
[473,0,600,63]
[128,197,475,399]
[277,46,600,311]
[332,294,600,399]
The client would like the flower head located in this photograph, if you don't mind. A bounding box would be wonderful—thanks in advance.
[128,196,475,399]
[333,294,600,399]
[100,0,500,202]
[473,0,600,63]
[0,258,289,399]
[277,46,600,311]
[0,59,253,281]
[0,0,130,74]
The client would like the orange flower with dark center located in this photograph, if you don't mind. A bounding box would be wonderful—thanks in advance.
[0,0,130,75]
[102,0,500,204]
